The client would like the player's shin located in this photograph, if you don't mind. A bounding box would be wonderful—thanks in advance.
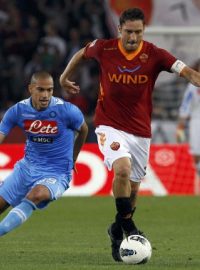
[111,206,136,238]
[0,199,36,236]
[115,197,138,236]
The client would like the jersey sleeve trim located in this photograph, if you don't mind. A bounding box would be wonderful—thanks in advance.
[76,119,84,132]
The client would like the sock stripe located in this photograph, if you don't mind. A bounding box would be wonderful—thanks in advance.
[10,208,27,223]
[22,198,37,210]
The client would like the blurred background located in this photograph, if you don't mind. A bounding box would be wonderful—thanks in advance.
[0,0,200,143]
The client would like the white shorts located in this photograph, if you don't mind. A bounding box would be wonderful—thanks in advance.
[95,125,151,182]
[189,119,200,155]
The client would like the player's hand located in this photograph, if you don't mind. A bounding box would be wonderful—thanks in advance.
[176,128,186,143]
[62,80,80,95]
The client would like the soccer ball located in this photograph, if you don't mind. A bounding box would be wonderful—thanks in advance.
[119,235,152,264]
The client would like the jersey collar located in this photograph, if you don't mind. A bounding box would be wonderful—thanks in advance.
[118,39,143,60]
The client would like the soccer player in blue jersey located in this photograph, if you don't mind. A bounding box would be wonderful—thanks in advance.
[0,71,88,236]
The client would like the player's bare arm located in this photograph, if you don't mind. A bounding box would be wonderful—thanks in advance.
[60,48,86,95]
[73,121,88,163]
[180,66,200,87]
[0,133,6,144]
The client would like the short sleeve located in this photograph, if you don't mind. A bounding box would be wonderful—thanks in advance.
[84,39,106,61]
[0,105,18,135]
[154,46,177,72]
[63,102,84,131]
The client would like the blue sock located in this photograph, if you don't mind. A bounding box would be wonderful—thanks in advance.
[0,199,36,236]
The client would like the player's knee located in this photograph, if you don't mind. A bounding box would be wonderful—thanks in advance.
[26,185,50,204]
[114,166,131,181]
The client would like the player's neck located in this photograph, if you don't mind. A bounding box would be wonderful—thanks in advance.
[30,98,50,111]
[118,39,143,60]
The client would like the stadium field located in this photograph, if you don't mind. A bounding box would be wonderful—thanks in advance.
[0,196,200,270]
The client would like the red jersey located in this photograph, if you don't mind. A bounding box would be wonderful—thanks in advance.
[84,38,176,137]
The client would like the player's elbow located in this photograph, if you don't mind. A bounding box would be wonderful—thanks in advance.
[59,74,65,86]
[81,122,88,139]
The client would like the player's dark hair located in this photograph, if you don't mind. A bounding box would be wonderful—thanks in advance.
[119,8,145,26]
[30,71,53,84]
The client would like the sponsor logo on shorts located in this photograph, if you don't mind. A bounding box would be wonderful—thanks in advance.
[37,178,57,184]
[30,136,53,143]
[110,142,120,151]
[97,132,106,146]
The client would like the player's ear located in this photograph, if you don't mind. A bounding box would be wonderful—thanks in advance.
[118,25,122,35]
[28,84,33,95]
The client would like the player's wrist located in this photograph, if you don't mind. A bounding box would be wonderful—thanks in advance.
[176,127,186,142]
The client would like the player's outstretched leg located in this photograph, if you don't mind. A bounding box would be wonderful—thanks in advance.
[0,199,36,236]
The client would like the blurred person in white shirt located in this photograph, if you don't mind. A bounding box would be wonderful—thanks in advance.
[176,59,200,177]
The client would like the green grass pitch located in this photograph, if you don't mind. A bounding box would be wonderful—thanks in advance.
[0,196,200,270]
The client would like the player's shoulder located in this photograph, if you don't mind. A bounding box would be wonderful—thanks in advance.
[143,40,174,62]
[50,96,65,106]
[143,40,160,51]
[3,98,31,117]
[13,98,31,111]
[51,97,81,112]
[88,38,118,49]
[51,97,75,109]
[18,98,31,106]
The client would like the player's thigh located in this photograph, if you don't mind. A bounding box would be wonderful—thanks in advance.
[0,164,29,207]
[95,125,131,170]
[112,157,132,177]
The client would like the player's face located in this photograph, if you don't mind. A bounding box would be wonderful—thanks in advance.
[119,20,144,52]
[29,77,54,111]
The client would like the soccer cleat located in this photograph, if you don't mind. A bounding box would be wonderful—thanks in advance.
[107,224,123,262]
[138,230,146,237]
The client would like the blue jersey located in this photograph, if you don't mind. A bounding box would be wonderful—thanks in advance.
[0,97,84,174]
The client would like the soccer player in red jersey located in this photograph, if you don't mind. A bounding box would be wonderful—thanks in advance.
[60,8,200,261]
